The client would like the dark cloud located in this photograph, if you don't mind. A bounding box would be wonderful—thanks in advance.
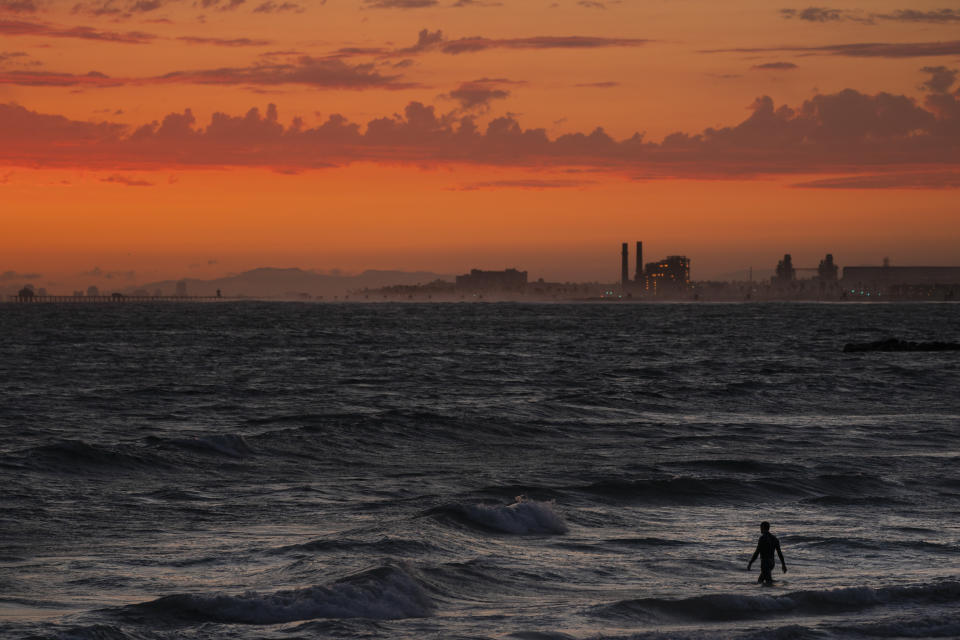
[253,1,305,12]
[333,46,387,56]
[578,1,607,8]
[920,65,957,93]
[132,0,164,10]
[451,0,503,6]
[101,174,154,186]
[780,7,846,22]
[363,0,437,7]
[155,57,413,89]
[792,172,960,189]
[352,29,649,58]
[444,79,511,110]
[705,40,960,58]
[386,27,443,55]
[0,18,156,43]
[0,69,124,86]
[177,36,274,46]
[0,0,38,13]
[455,178,596,190]
[440,35,651,55]
[781,7,960,25]
[0,56,412,90]
[73,0,309,16]
[752,62,798,70]
[1,75,958,180]
[202,0,247,10]
[71,0,168,17]
[872,9,960,23]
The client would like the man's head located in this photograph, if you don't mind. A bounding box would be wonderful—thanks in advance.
[761,521,770,532]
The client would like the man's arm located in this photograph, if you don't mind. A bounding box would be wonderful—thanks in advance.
[747,543,760,569]
[777,542,787,572]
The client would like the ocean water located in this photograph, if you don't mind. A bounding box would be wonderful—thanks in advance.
[1,302,959,640]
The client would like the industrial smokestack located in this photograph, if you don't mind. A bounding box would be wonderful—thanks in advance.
[635,241,643,281]
[621,243,629,288]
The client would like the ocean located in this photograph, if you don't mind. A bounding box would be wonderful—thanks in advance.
[1,302,958,640]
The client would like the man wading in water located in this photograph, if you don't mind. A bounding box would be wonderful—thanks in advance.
[747,521,787,585]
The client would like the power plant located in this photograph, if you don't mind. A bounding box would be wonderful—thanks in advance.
[620,241,691,297]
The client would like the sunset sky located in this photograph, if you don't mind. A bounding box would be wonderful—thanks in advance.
[1,0,959,290]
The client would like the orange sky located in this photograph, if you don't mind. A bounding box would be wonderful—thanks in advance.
[1,0,959,290]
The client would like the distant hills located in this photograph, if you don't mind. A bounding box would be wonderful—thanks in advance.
[125,267,454,299]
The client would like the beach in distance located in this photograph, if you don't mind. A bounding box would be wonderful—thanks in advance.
[1,302,958,640]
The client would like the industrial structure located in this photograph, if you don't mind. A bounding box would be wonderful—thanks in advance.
[841,262,960,298]
[619,241,691,297]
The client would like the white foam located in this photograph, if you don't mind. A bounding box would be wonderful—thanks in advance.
[462,497,568,535]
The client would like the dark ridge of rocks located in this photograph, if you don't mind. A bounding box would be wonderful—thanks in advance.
[843,338,960,353]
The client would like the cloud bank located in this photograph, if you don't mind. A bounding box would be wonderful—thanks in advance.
[1,79,957,182]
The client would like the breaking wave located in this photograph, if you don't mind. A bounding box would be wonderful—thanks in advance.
[428,497,568,535]
[119,565,433,624]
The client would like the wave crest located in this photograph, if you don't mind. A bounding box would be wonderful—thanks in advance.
[122,565,433,624]
[430,497,568,535]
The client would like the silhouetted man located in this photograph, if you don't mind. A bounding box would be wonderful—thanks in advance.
[747,521,786,585]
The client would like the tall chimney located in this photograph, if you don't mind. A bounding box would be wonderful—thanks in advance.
[635,241,643,281]
[621,243,629,288]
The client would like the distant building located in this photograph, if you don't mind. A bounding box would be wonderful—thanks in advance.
[455,268,528,292]
[17,286,34,300]
[841,265,960,296]
[175,280,188,296]
[86,285,100,297]
[641,255,691,296]
[818,254,838,283]
[773,254,795,285]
